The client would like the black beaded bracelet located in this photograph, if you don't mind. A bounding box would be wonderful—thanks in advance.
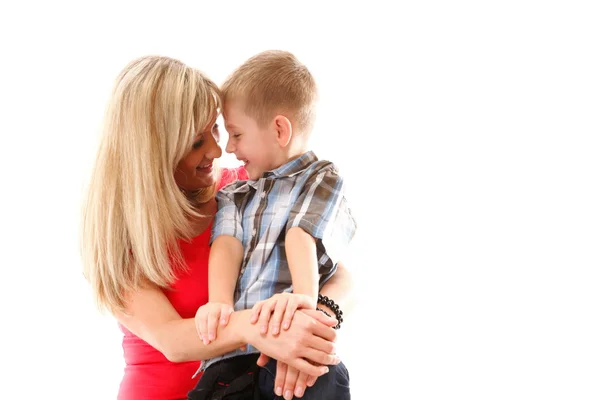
[317,294,343,330]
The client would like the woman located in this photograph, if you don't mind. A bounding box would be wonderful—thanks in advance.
[81,55,353,400]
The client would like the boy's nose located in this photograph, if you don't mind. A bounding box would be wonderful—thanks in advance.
[225,138,235,154]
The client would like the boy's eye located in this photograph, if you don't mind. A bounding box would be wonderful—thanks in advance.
[233,133,241,138]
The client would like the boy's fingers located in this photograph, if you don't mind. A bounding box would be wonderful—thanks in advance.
[221,306,233,325]
[258,300,276,334]
[282,299,297,330]
[250,302,262,324]
[207,309,219,342]
[194,315,204,341]
[270,298,288,335]
[200,314,209,345]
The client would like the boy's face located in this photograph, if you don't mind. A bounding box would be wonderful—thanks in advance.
[223,102,281,180]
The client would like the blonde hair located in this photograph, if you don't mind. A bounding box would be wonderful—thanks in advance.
[81,55,221,312]
[222,50,318,135]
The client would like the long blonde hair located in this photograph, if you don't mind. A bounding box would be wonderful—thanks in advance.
[81,55,221,312]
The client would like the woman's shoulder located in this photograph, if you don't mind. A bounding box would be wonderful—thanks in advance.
[218,166,248,190]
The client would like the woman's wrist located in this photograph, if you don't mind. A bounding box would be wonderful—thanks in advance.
[226,309,249,345]
[317,304,334,316]
[317,294,343,329]
[231,309,254,344]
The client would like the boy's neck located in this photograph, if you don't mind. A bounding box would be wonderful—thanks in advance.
[276,144,309,169]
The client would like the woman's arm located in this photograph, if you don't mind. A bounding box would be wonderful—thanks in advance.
[318,261,355,321]
[115,284,339,376]
[115,284,246,363]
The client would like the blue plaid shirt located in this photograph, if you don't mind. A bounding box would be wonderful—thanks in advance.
[201,151,356,370]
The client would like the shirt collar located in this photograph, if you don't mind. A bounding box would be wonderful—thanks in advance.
[265,151,318,179]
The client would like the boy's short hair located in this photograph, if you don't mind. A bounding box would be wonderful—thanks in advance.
[222,50,317,135]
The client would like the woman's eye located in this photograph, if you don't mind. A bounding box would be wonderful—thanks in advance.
[233,133,241,138]
[192,139,204,149]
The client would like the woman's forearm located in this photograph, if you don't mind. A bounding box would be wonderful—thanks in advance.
[116,261,354,365]
[158,310,252,362]
[115,284,253,363]
[319,261,355,319]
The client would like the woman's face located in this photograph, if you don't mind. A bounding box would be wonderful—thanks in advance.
[174,120,223,191]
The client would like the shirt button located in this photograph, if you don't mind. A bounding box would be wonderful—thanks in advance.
[252,228,257,236]
[260,191,266,198]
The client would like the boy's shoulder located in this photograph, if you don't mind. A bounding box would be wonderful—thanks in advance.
[303,158,343,179]
[309,158,335,169]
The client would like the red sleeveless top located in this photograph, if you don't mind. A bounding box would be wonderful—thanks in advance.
[117,167,246,400]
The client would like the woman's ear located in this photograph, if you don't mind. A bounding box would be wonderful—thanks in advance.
[273,115,293,148]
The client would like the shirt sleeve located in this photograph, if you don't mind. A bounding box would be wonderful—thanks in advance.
[211,185,244,245]
[286,162,357,264]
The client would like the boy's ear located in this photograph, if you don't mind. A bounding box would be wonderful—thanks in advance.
[273,115,293,148]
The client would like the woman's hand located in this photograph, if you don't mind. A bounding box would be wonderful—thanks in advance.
[246,309,340,377]
[273,361,315,399]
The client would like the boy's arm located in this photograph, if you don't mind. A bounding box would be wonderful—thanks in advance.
[209,186,246,304]
[287,161,356,263]
[286,161,357,274]
[252,162,356,334]
[196,186,246,344]
[209,235,243,304]
[250,230,318,334]
[285,226,319,306]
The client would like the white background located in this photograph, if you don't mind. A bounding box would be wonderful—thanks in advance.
[1,1,599,399]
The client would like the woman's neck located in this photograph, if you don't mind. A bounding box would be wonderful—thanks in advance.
[188,197,217,237]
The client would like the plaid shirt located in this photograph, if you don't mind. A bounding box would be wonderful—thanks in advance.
[201,151,356,370]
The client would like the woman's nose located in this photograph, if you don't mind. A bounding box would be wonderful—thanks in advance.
[207,135,222,159]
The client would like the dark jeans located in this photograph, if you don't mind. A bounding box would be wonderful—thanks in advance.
[188,354,350,400]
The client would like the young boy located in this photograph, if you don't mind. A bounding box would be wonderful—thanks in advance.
[189,50,356,400]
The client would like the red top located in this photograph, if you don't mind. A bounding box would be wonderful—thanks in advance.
[117,167,246,400]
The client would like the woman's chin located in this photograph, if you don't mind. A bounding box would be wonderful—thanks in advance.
[195,171,217,185]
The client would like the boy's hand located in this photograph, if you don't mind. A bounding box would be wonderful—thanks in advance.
[250,293,314,335]
[194,302,234,345]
